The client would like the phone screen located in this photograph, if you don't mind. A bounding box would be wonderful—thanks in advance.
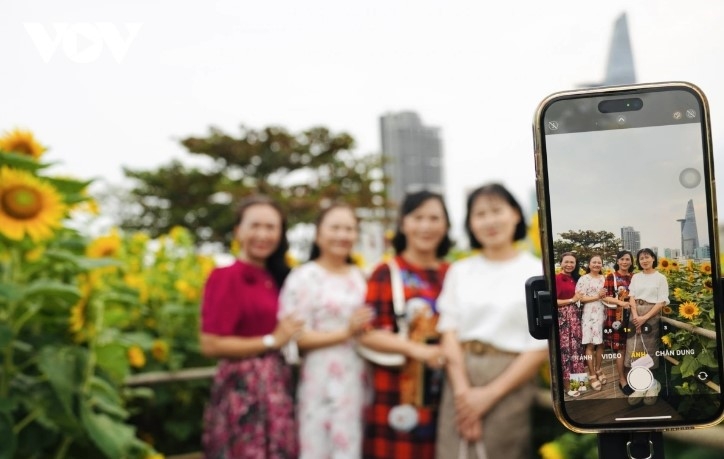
[535,83,724,430]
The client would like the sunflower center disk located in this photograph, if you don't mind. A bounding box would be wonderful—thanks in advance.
[8,142,34,156]
[2,186,43,219]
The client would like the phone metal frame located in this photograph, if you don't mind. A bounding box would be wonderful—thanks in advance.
[532,81,724,433]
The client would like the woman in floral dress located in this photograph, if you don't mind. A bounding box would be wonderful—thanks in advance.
[576,254,608,391]
[279,203,375,459]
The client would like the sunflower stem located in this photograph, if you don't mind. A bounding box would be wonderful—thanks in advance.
[81,294,104,395]
[54,435,73,459]
[12,408,39,434]
[1,248,21,399]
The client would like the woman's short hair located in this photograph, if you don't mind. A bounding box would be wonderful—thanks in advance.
[559,251,581,282]
[391,190,452,258]
[465,183,527,249]
[613,250,634,272]
[309,202,358,263]
[636,248,658,269]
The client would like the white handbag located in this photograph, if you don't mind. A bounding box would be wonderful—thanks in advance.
[356,259,407,367]
[630,333,654,369]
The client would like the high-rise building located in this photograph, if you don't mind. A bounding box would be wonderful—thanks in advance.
[578,12,636,88]
[621,226,640,253]
[694,245,710,260]
[679,199,700,258]
[380,111,443,206]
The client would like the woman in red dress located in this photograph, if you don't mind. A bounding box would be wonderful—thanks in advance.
[200,195,305,459]
[358,190,452,459]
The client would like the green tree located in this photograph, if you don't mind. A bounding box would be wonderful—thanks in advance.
[552,230,621,268]
[119,125,389,244]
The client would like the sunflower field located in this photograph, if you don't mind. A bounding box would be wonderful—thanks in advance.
[658,257,719,417]
[0,129,215,459]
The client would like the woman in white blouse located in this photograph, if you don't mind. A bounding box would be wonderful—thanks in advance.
[624,248,669,404]
[435,183,548,459]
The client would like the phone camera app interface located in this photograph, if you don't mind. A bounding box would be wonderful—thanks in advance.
[542,89,721,427]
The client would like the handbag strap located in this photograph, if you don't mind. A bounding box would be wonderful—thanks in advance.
[387,258,408,338]
[458,439,488,459]
[631,326,649,355]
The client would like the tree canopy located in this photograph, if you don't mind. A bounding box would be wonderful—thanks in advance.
[552,229,621,268]
[119,125,389,244]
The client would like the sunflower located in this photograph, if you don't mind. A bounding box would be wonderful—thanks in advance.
[670,260,679,270]
[86,229,122,258]
[700,262,712,275]
[673,287,684,301]
[663,305,673,315]
[71,196,100,215]
[704,278,713,291]
[128,345,146,368]
[538,441,565,459]
[151,340,169,363]
[169,225,190,244]
[0,128,46,159]
[124,273,149,303]
[285,251,300,268]
[69,277,92,335]
[679,301,701,320]
[0,167,66,241]
[350,252,366,269]
[174,279,199,301]
[658,257,671,272]
[24,245,44,262]
[198,255,216,279]
[686,259,695,271]
[230,238,240,256]
[661,335,672,348]
[69,303,85,333]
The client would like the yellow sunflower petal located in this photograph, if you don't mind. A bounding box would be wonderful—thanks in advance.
[0,128,46,159]
[0,167,66,242]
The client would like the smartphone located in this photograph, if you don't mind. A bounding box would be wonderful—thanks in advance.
[533,82,724,432]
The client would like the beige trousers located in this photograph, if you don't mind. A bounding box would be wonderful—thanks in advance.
[435,351,536,459]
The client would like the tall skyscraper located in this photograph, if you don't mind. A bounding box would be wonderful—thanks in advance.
[679,199,700,258]
[380,111,443,206]
[578,12,636,87]
[621,226,641,253]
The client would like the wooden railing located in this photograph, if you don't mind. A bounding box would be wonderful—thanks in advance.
[661,316,716,340]
[125,366,216,386]
[126,365,724,458]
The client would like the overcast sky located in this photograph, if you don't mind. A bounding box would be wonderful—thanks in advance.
[547,123,709,252]
[3,0,724,239]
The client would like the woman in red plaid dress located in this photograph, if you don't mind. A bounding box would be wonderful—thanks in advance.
[602,250,635,395]
[358,190,452,459]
